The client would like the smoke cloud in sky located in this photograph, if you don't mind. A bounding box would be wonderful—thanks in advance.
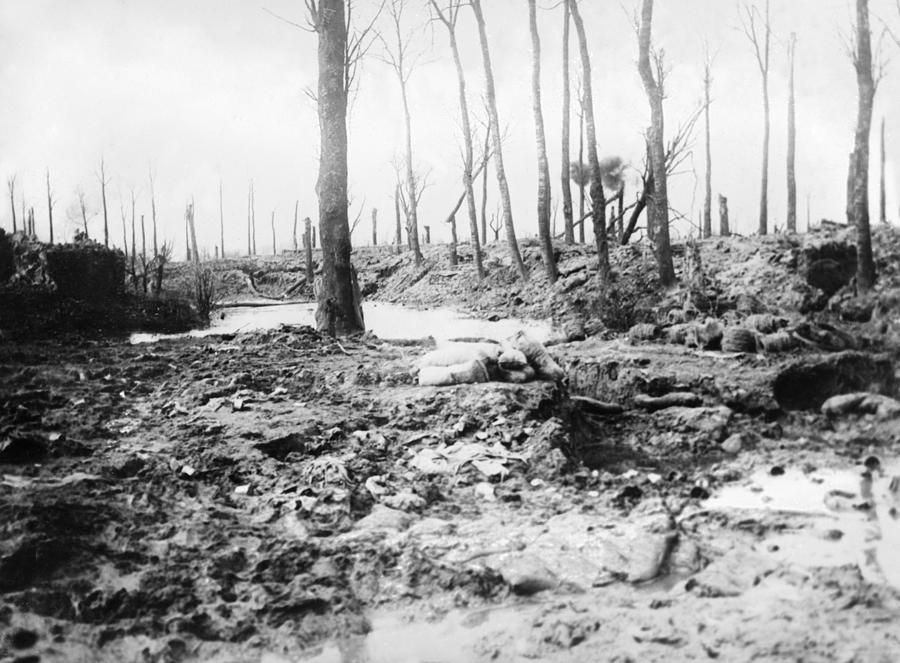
[1,0,898,255]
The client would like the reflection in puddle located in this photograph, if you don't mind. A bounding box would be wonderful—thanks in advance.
[280,605,533,663]
[130,301,552,345]
[707,461,900,590]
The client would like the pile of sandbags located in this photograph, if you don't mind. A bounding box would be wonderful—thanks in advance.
[417,332,565,387]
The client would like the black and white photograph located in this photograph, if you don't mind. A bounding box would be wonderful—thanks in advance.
[1,0,900,660]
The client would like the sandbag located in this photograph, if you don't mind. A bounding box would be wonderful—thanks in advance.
[418,359,490,387]
[508,331,566,382]
[418,342,501,369]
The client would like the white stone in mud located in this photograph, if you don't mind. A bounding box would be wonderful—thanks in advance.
[354,504,413,533]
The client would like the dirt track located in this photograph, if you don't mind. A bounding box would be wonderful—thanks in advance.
[3,227,900,662]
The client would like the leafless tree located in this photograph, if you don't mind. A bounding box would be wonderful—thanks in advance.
[470,0,528,280]
[219,179,225,258]
[371,207,378,246]
[880,117,887,225]
[702,43,715,238]
[293,200,300,250]
[98,156,110,246]
[847,0,878,291]
[637,0,675,285]
[304,216,314,284]
[527,0,557,283]
[76,187,93,238]
[560,0,575,244]
[306,0,365,334]
[378,0,425,265]
[271,210,277,255]
[786,32,797,233]
[149,167,159,259]
[570,0,608,279]
[429,0,484,279]
[740,0,771,235]
[7,175,16,234]
[480,121,491,245]
[46,169,55,244]
[247,180,253,255]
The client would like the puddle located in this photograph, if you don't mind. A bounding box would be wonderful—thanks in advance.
[269,605,535,663]
[130,301,553,345]
[707,461,900,590]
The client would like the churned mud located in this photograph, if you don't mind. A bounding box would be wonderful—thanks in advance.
[3,224,900,662]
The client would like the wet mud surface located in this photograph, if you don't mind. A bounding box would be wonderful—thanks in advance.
[2,323,900,663]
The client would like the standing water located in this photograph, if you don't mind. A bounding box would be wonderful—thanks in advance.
[130,301,553,345]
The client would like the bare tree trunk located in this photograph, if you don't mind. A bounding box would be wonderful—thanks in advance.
[637,0,676,286]
[879,116,887,225]
[251,181,257,255]
[186,202,200,266]
[742,0,771,235]
[480,126,490,245]
[394,183,402,254]
[247,181,252,255]
[471,0,528,280]
[424,226,431,244]
[141,214,148,293]
[219,180,225,258]
[293,201,299,251]
[371,207,377,246]
[719,194,730,236]
[848,0,876,291]
[578,98,585,243]
[312,0,364,335]
[45,169,54,244]
[448,213,458,265]
[305,216,314,284]
[561,0,575,244]
[271,210,276,255]
[702,55,713,238]
[121,204,129,260]
[7,176,16,234]
[786,32,797,233]
[100,158,109,246]
[570,0,608,280]
[80,194,89,238]
[131,200,137,284]
[430,0,485,280]
[616,187,624,242]
[528,0,557,283]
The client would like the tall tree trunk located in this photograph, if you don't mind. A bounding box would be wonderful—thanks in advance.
[849,0,876,291]
[760,73,770,235]
[7,177,16,234]
[879,116,886,225]
[140,214,148,293]
[394,183,402,254]
[743,0,771,235]
[45,169,54,244]
[219,180,225,258]
[430,0,485,280]
[637,0,675,286]
[528,0,557,283]
[570,0,609,280]
[121,206,128,260]
[471,0,528,281]
[480,126,490,245]
[271,210,276,255]
[399,84,423,264]
[786,33,798,233]
[247,181,252,255]
[719,194,730,236]
[251,181,257,255]
[371,207,378,246]
[448,213,458,265]
[293,201,299,250]
[313,0,364,335]
[702,58,712,238]
[561,0,575,244]
[578,101,585,243]
[131,200,137,282]
[186,202,200,266]
[100,159,109,247]
[305,217,314,284]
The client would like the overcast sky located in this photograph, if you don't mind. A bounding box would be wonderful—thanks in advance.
[1,0,898,256]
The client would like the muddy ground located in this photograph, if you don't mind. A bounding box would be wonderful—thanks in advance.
[2,225,900,662]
